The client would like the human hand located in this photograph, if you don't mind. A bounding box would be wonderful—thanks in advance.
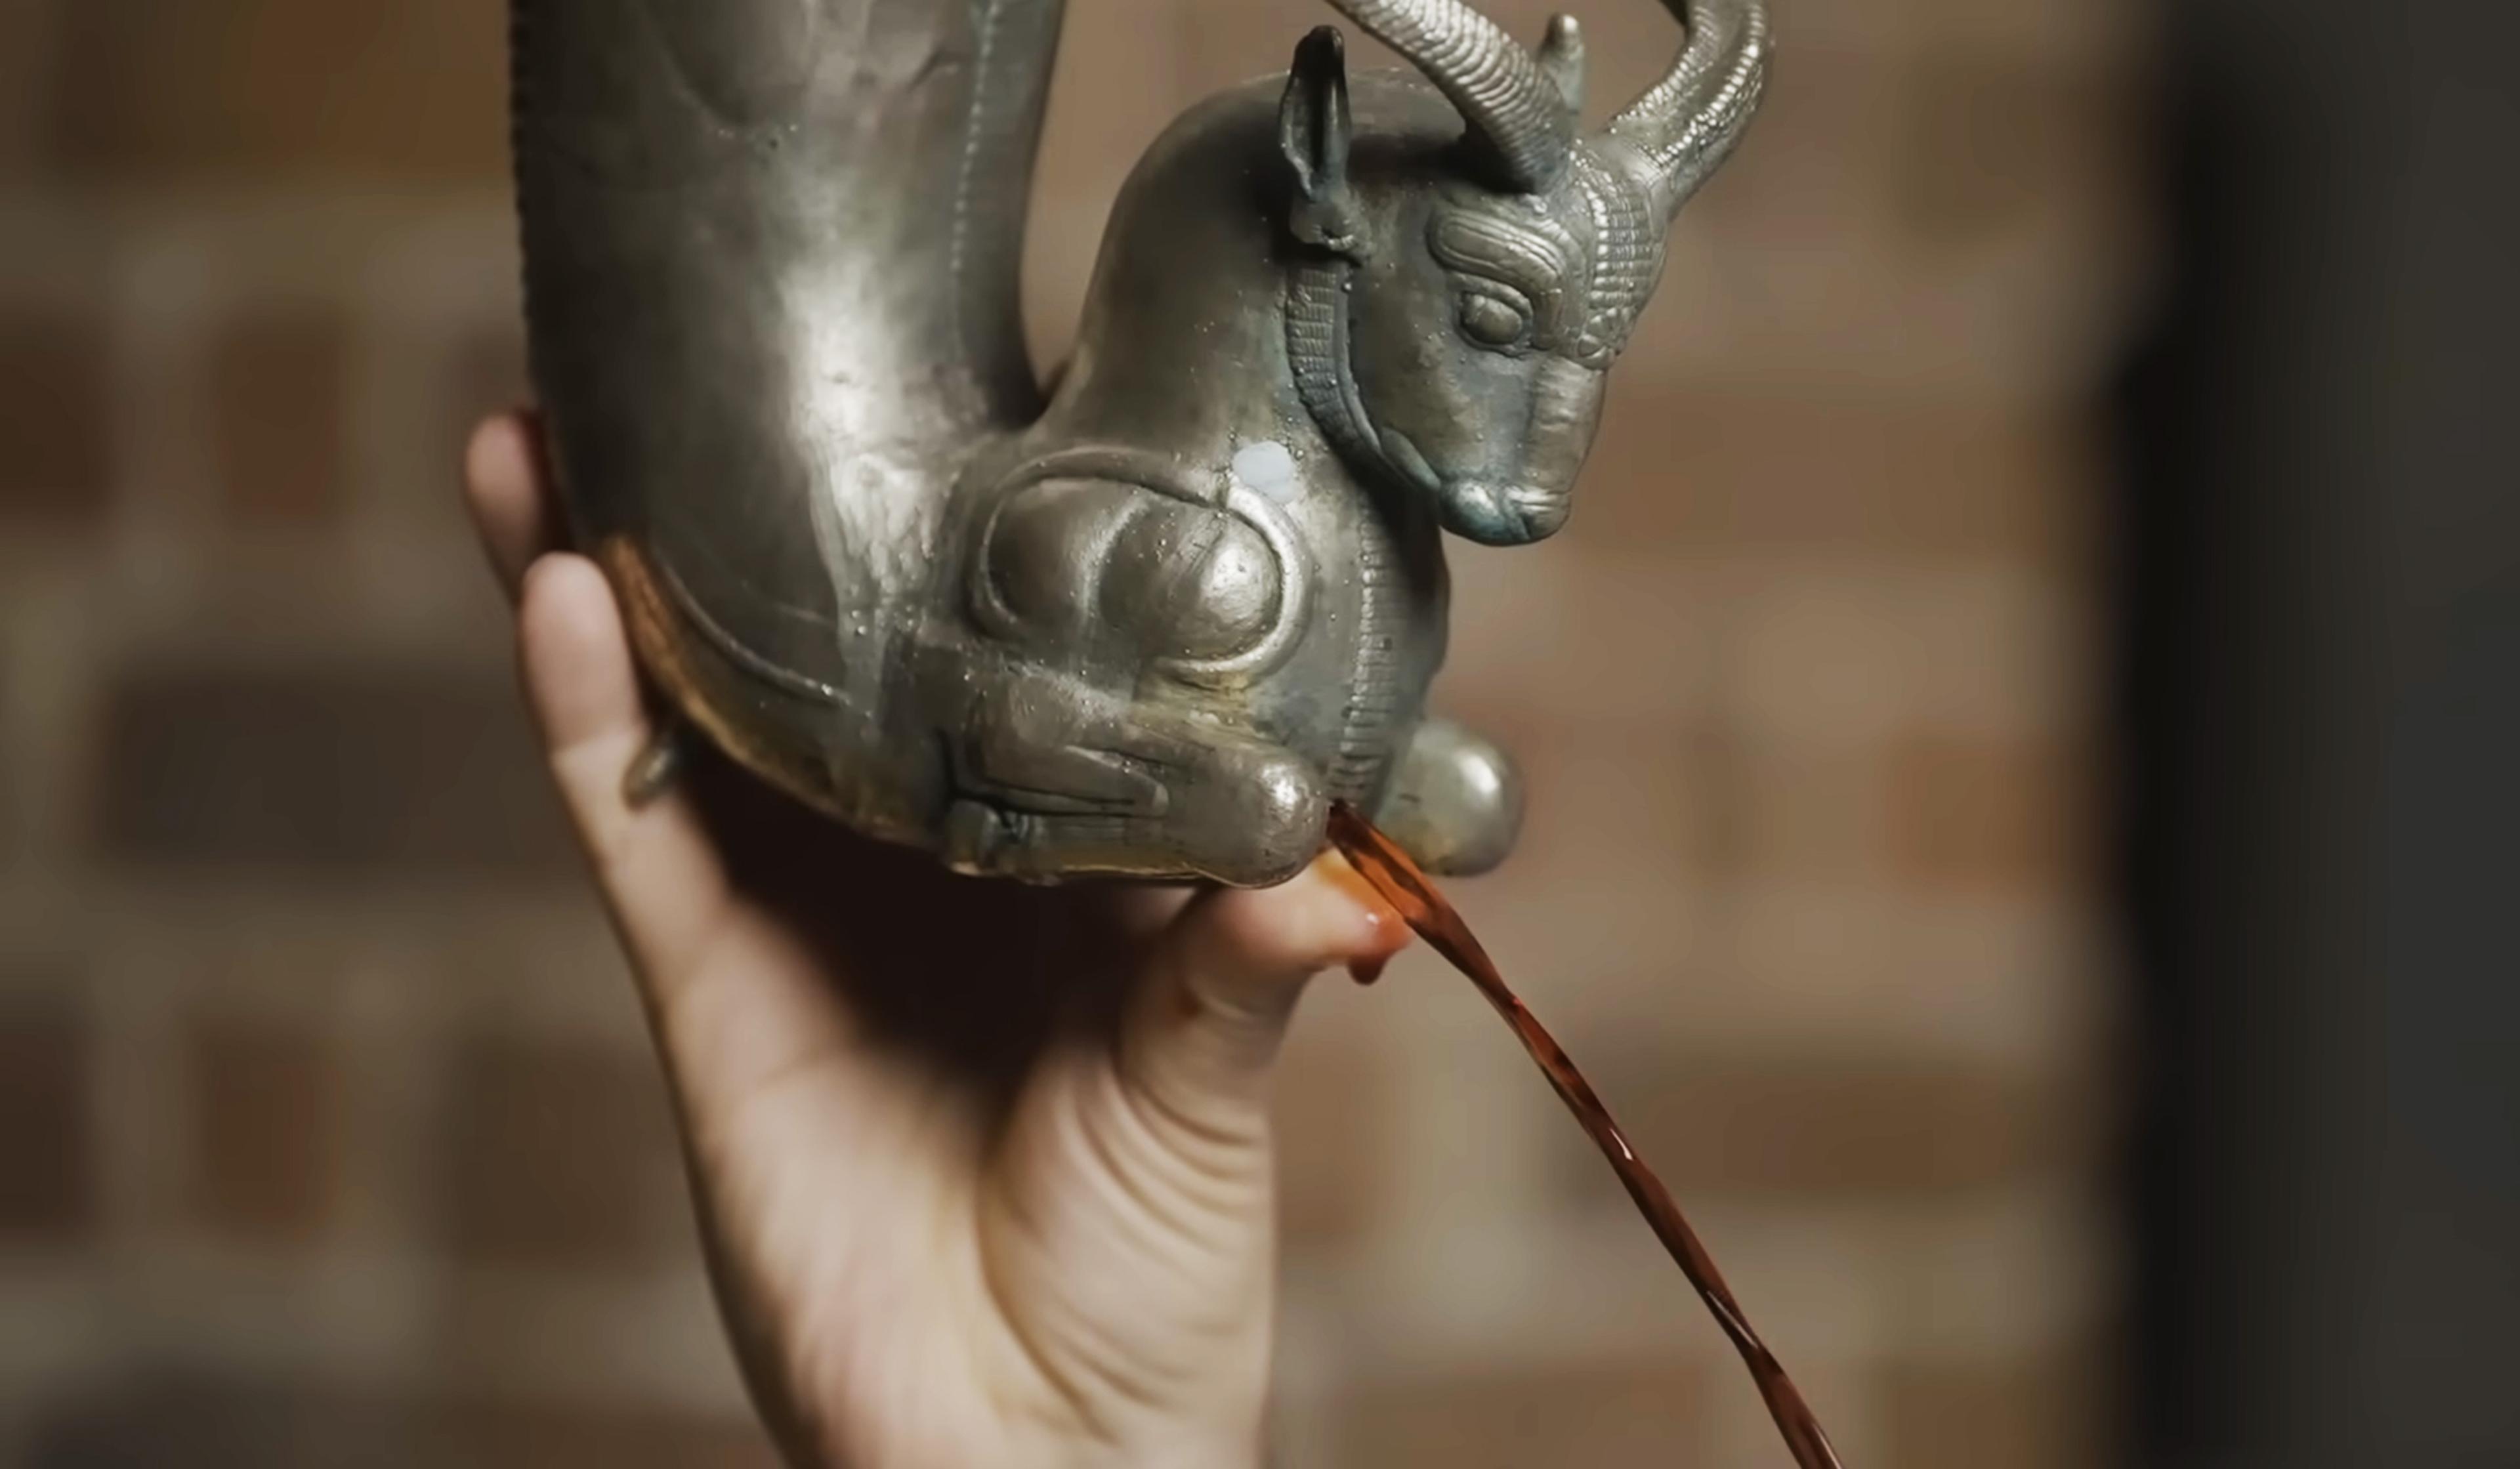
[463,412,1407,1468]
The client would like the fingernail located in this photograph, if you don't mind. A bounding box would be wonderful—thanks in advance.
[1311,851,1414,983]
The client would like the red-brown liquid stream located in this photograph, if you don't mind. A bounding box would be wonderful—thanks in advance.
[1325,803,1847,1469]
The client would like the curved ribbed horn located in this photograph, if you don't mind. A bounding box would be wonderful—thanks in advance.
[1604,0,1772,218]
[1325,0,1575,192]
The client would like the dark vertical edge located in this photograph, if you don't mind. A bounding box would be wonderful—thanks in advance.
[2111,1,2520,1463]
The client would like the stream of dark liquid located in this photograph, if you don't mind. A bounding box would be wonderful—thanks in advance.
[1325,803,1847,1469]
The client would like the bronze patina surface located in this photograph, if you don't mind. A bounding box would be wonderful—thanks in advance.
[511,0,1767,884]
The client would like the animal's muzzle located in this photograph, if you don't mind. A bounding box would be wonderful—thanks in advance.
[1438,479,1570,545]
[1434,358,1603,546]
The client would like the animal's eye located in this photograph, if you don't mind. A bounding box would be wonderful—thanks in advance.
[1458,291,1530,348]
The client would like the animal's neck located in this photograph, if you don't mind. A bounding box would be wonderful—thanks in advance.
[1025,100,1343,475]
[1041,260,1304,466]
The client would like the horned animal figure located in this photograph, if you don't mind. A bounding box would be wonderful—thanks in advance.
[512,0,1768,886]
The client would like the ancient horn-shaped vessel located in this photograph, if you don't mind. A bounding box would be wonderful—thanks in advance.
[511,0,1768,886]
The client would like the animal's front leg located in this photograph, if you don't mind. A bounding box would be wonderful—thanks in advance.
[945,668,1328,886]
[1370,717,1524,877]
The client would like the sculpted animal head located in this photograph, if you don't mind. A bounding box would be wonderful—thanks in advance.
[1280,0,1769,545]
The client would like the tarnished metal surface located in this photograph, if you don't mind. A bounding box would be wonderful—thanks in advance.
[511,0,1767,886]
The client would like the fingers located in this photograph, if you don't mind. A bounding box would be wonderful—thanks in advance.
[514,550,878,1205]
[469,408,732,985]
[465,411,563,602]
[1118,858,1408,1138]
[475,413,864,1105]
[515,552,732,985]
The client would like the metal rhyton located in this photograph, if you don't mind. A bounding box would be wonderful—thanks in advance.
[510,0,1767,885]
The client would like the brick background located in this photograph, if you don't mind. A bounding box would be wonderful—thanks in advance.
[0,0,2146,1463]
[207,309,349,521]
[184,1015,344,1241]
[0,998,93,1242]
[0,314,111,522]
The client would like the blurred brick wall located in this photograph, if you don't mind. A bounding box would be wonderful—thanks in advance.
[0,1,2147,1465]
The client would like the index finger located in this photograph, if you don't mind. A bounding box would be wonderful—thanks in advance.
[464,410,564,602]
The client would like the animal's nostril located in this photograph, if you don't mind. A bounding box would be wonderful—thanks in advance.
[1439,480,1555,547]
[1465,482,1518,528]
[1508,486,1572,537]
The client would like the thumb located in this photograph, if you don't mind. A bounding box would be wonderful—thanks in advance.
[973,859,1408,1447]
[1118,860,1406,1144]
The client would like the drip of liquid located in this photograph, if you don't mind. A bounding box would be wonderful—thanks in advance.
[1325,802,1847,1469]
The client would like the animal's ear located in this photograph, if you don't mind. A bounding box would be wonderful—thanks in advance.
[1279,26,1358,251]
[1538,14,1586,113]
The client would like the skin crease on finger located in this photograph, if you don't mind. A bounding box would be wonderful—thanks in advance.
[465,411,1416,1469]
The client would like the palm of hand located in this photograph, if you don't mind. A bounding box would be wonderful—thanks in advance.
[465,415,1396,1469]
